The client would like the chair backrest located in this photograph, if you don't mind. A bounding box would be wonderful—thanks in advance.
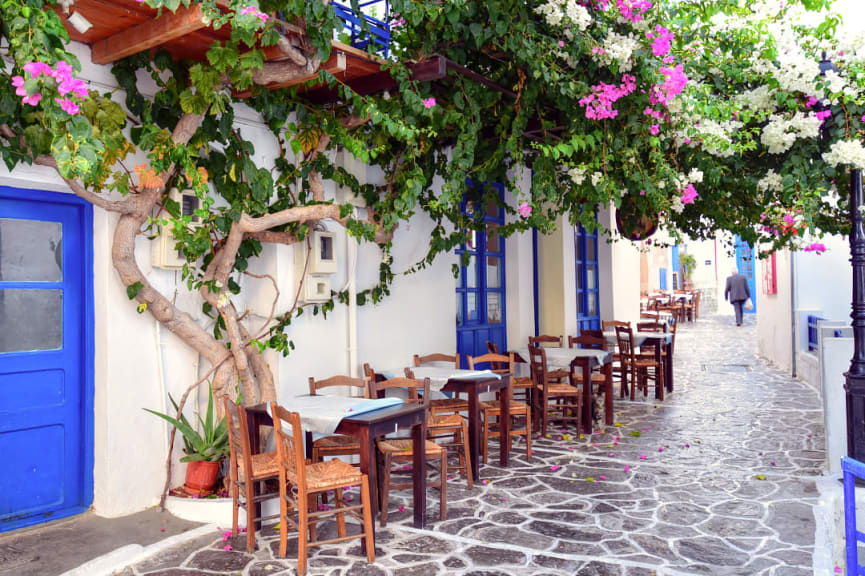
[602,320,630,331]
[637,321,662,332]
[309,375,370,398]
[528,345,550,391]
[468,352,514,375]
[486,341,505,371]
[374,375,430,405]
[529,334,562,348]
[223,396,253,482]
[614,325,636,364]
[270,403,306,489]
[580,329,604,340]
[568,334,608,351]
[413,352,459,368]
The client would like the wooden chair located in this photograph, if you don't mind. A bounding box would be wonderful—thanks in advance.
[469,352,532,464]
[370,377,447,527]
[270,404,374,575]
[602,320,630,397]
[615,325,664,401]
[224,396,280,553]
[413,353,468,418]
[528,346,581,437]
[397,365,473,489]
[529,335,569,382]
[567,334,609,387]
[487,341,533,402]
[308,375,368,466]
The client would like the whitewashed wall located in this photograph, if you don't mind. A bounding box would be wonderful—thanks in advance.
[597,205,641,326]
[757,250,794,373]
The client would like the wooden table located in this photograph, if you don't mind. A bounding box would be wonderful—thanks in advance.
[512,347,613,434]
[401,367,512,481]
[245,402,428,532]
[604,330,675,397]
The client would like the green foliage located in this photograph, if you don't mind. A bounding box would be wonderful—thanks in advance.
[144,385,229,462]
[680,254,697,281]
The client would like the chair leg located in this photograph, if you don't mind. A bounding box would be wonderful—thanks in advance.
[278,491,288,558]
[297,489,309,576]
[335,487,346,538]
[380,453,391,528]
[525,407,532,461]
[460,419,473,489]
[541,394,549,438]
[482,409,489,465]
[360,477,375,564]
[231,476,239,537]
[244,481,256,553]
[439,450,447,522]
[630,368,636,401]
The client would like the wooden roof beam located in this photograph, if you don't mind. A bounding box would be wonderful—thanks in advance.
[90,3,209,65]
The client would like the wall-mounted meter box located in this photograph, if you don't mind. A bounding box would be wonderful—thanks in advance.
[335,148,367,207]
[151,189,202,270]
[295,230,337,275]
[299,274,332,304]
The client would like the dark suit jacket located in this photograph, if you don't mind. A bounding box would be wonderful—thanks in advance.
[725,273,750,302]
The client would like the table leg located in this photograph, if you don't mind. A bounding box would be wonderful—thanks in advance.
[665,341,674,392]
[655,344,664,401]
[467,388,481,481]
[411,420,427,529]
[499,380,510,467]
[582,361,593,434]
[604,363,613,425]
[357,428,377,551]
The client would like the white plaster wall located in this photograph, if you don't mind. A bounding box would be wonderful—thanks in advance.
[504,168,536,349]
[757,250,793,373]
[597,205,641,326]
[796,233,851,324]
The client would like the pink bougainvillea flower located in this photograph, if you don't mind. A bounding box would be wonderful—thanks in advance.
[803,243,827,254]
[658,447,664,452]
[650,124,660,135]
[681,183,699,205]
[639,454,647,460]
[558,40,565,48]
[836,567,843,573]
[815,109,831,124]
[11,76,27,98]
[224,545,232,551]
[643,427,648,431]
[759,452,763,456]
[550,465,561,471]
[806,96,818,108]
[24,62,52,78]
[609,453,615,457]
[861,114,865,123]
[685,443,690,448]
[398,506,405,512]
[422,97,436,109]
[56,97,80,115]
[770,461,776,466]
[599,475,607,480]
[160,528,166,532]
[519,201,532,218]
[639,190,646,196]
[624,465,630,472]
[503,497,508,501]
[650,25,674,58]
[22,92,41,106]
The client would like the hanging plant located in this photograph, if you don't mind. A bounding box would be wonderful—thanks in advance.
[615,195,658,241]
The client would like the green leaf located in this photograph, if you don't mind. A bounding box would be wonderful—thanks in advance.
[126,281,144,300]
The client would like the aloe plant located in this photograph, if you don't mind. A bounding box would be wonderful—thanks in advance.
[145,385,229,463]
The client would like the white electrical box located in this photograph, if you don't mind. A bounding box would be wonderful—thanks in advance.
[335,148,367,207]
[298,274,332,303]
[294,230,337,275]
[151,189,202,270]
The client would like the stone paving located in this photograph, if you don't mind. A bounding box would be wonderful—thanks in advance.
[116,313,826,576]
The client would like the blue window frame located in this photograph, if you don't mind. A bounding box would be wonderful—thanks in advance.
[659,267,667,290]
[575,220,600,332]
[456,184,506,366]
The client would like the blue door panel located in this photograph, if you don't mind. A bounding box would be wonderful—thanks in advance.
[734,235,758,314]
[0,187,93,532]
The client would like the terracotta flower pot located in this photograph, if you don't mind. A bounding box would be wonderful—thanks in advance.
[184,460,220,496]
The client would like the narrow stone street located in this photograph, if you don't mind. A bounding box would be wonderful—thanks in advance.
[117,313,826,576]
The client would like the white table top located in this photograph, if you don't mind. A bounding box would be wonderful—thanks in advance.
[403,366,501,392]
[513,347,611,369]
[604,330,674,347]
[269,395,403,435]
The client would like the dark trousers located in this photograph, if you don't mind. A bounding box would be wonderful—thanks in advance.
[732,300,745,325]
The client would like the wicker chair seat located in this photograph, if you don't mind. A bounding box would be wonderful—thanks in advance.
[428,413,465,429]
[238,450,280,482]
[535,383,581,395]
[570,372,608,383]
[313,434,360,451]
[513,377,533,389]
[480,399,530,415]
[430,398,468,413]
[286,458,363,492]
[547,369,570,379]
[377,438,444,458]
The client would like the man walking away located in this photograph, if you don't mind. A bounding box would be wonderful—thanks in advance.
[725,267,751,326]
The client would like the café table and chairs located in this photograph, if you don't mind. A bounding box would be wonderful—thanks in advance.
[568,334,615,425]
[412,353,468,418]
[307,375,367,467]
[270,404,376,576]
[609,325,672,400]
[368,377,447,527]
[468,352,532,463]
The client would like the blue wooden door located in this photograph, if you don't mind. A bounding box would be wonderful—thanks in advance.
[575,221,600,332]
[0,187,93,532]
[456,185,506,366]
[734,235,757,314]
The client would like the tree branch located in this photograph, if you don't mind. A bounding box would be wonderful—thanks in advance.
[33,155,135,213]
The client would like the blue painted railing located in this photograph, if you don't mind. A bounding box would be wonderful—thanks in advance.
[332,0,391,57]
[808,315,826,351]
[843,457,865,575]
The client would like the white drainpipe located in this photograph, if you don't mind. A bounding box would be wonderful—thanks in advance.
[347,228,359,379]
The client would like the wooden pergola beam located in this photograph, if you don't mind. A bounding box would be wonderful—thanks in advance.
[90,3,208,65]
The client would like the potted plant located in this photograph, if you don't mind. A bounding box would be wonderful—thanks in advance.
[146,385,229,496]
[615,195,658,241]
